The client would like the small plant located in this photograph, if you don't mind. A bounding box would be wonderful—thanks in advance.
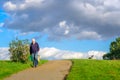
[9,39,30,63]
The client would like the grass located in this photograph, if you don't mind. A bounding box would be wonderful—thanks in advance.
[0,60,48,80]
[67,59,120,80]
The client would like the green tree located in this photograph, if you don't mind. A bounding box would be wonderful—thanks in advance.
[103,37,120,60]
[9,39,30,63]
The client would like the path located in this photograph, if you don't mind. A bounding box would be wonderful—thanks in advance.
[4,60,72,80]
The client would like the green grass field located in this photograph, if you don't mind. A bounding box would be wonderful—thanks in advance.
[67,59,120,80]
[0,60,48,80]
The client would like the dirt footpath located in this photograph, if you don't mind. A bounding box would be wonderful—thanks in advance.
[4,60,72,80]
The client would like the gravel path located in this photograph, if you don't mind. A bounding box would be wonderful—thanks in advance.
[4,60,72,80]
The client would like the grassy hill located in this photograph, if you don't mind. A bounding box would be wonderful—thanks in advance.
[67,59,120,80]
[0,60,48,80]
[1,59,120,80]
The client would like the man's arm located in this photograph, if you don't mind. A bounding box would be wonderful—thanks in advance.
[37,43,40,52]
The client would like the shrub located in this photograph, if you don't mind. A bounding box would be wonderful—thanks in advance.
[9,39,30,63]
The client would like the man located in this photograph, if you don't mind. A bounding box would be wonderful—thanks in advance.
[30,38,39,67]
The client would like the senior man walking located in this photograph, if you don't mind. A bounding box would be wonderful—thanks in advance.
[30,38,40,67]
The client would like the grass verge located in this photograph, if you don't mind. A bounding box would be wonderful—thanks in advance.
[0,60,48,80]
[67,59,120,80]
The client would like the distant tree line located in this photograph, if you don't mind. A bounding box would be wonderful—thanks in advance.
[103,37,120,60]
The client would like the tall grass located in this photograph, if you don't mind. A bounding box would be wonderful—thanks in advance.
[67,59,120,80]
[0,60,48,80]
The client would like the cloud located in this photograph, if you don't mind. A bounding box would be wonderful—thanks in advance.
[3,1,17,11]
[0,48,10,60]
[39,47,106,60]
[0,47,105,60]
[3,0,120,40]
[59,21,70,35]
[77,31,102,40]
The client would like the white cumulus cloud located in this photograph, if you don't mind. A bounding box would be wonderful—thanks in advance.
[39,47,106,60]
[0,48,10,60]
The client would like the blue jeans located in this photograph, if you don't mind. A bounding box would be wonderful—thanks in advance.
[31,52,38,67]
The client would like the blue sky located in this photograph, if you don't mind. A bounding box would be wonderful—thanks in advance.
[0,0,119,53]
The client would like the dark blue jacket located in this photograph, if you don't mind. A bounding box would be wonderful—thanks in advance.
[30,42,39,54]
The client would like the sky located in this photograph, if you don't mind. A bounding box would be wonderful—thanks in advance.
[0,0,120,60]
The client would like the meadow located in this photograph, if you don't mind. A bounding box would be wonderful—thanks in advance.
[67,59,120,80]
[0,60,48,80]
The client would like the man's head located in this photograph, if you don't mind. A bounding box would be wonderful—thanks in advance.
[32,38,36,44]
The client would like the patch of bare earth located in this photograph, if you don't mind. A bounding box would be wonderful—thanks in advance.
[4,60,72,80]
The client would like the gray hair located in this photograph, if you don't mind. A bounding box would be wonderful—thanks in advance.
[32,38,36,42]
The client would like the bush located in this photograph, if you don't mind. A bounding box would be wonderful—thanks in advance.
[9,39,30,63]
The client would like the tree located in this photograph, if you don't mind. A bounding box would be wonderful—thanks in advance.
[9,39,30,63]
[103,37,120,60]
